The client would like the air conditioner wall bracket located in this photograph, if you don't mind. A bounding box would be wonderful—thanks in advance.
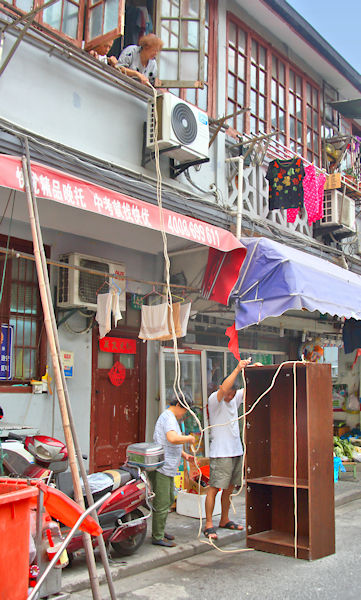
[170,157,210,179]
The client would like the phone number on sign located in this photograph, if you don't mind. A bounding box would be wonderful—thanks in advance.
[167,215,220,247]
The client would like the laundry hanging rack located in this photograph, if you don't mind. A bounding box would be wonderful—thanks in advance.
[0,246,201,294]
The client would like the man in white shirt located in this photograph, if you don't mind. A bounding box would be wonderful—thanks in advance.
[204,358,251,540]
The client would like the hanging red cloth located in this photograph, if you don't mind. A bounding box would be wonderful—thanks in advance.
[351,348,361,369]
[225,322,240,361]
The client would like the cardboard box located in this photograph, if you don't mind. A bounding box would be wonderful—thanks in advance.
[324,173,342,190]
[176,489,222,519]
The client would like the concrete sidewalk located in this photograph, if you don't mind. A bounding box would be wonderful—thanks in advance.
[61,473,361,595]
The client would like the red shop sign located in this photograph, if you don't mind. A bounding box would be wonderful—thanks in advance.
[99,337,136,354]
[0,154,245,253]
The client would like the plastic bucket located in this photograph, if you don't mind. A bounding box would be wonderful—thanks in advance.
[0,478,38,600]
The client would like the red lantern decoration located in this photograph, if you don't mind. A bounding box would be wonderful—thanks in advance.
[108,361,126,387]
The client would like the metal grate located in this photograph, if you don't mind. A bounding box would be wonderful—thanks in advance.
[58,254,69,304]
[78,258,109,305]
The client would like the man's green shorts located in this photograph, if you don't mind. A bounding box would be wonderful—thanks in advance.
[209,455,243,489]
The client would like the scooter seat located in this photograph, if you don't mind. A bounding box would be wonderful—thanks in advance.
[103,469,132,490]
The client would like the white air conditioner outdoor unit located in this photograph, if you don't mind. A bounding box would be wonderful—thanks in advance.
[57,253,126,311]
[319,189,356,232]
[146,92,209,162]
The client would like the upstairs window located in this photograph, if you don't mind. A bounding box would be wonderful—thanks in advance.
[227,14,321,164]
[169,0,216,115]
[5,0,206,90]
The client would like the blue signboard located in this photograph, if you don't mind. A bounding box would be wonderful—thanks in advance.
[0,324,13,380]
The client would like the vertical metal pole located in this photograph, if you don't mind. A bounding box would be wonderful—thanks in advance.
[159,347,166,413]
[22,157,102,600]
[236,155,244,239]
[23,140,117,600]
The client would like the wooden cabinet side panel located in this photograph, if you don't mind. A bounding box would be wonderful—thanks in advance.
[245,370,272,479]
[307,363,335,559]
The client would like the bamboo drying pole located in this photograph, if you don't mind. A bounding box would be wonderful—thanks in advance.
[22,157,102,600]
[23,139,117,600]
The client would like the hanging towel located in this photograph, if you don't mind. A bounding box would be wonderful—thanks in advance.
[139,302,189,340]
[166,302,182,338]
[96,293,113,338]
[179,302,191,338]
[139,302,169,340]
[111,292,123,327]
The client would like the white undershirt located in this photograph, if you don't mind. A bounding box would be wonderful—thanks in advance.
[208,389,244,458]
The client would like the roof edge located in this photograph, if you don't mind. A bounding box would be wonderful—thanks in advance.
[262,0,361,94]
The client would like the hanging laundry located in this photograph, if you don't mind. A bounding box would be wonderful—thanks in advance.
[139,302,169,340]
[139,302,191,341]
[266,157,305,210]
[96,292,123,338]
[111,291,123,327]
[287,165,327,224]
[225,322,240,361]
[179,302,191,338]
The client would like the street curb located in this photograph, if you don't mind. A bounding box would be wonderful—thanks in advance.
[62,490,360,594]
[62,529,246,593]
[335,489,361,508]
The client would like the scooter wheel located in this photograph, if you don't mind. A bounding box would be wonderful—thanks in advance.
[110,509,147,556]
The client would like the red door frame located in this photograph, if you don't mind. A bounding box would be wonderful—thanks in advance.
[89,325,147,472]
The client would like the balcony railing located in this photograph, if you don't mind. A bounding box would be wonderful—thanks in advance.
[226,135,361,239]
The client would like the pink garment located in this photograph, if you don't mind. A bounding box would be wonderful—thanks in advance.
[287,165,325,225]
[315,172,326,222]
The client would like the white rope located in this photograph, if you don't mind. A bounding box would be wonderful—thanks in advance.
[293,361,298,558]
[150,82,302,557]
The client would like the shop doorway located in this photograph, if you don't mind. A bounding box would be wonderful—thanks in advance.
[90,327,146,472]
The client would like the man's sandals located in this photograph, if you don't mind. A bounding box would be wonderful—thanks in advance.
[204,527,218,540]
[219,521,244,531]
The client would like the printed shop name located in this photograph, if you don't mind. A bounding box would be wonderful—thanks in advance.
[15,166,222,247]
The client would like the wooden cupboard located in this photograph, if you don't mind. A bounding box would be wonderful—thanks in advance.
[245,363,335,560]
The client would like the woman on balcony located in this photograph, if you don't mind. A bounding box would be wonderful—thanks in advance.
[116,33,163,86]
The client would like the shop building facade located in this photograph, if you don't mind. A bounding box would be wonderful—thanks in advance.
[1,0,361,465]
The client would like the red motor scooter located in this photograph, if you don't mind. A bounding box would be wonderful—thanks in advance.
[2,433,155,560]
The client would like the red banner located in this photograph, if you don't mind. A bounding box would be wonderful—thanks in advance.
[99,337,136,354]
[0,154,245,253]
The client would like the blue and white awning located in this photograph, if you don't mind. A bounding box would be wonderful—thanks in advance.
[231,237,361,330]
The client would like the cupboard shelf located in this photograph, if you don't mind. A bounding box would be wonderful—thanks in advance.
[247,476,308,489]
[247,530,309,550]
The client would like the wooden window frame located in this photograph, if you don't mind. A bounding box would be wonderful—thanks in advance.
[156,0,206,89]
[0,235,48,388]
[84,0,125,51]
[6,0,85,46]
[227,12,322,164]
[173,0,217,117]
[37,0,85,47]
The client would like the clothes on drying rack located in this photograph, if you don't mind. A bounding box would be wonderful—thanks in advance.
[266,157,305,210]
[287,164,326,224]
[96,292,123,338]
[139,302,191,341]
